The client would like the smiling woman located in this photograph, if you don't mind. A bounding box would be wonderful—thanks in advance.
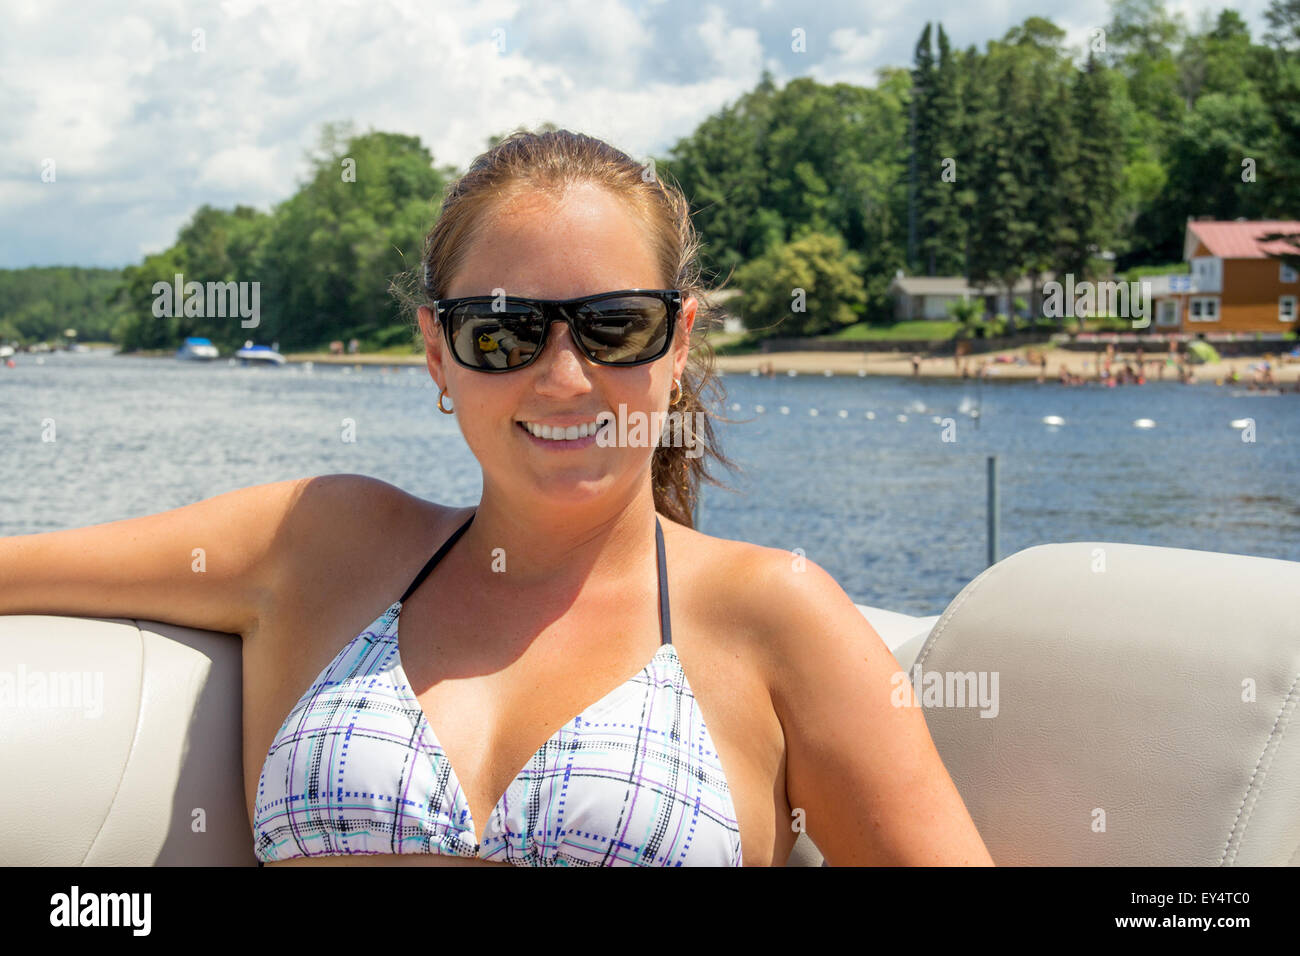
[2,127,994,868]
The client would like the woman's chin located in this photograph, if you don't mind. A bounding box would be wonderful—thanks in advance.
[509,466,628,504]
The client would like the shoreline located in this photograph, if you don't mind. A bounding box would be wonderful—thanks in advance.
[79,344,1300,386]
[285,344,1300,384]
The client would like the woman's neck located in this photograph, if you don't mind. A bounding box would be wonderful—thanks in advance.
[455,483,663,593]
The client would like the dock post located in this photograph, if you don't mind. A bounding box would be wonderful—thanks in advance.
[987,454,1000,568]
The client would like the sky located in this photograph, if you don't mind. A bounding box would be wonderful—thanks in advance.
[0,0,1274,269]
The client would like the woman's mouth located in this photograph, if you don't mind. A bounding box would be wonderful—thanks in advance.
[516,417,611,450]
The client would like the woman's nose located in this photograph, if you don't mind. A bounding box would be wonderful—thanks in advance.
[533,320,591,382]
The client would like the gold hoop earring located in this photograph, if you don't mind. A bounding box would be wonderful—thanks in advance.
[669,378,683,406]
[437,387,454,414]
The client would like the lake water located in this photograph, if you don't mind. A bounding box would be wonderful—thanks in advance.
[3,352,1297,615]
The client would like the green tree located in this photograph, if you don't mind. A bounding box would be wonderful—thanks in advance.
[257,124,456,350]
[965,47,1036,329]
[661,71,907,322]
[1062,53,1124,279]
[731,231,867,338]
[911,23,967,276]
[1265,0,1300,50]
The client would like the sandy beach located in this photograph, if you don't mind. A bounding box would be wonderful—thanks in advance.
[286,344,1300,387]
[712,345,1300,386]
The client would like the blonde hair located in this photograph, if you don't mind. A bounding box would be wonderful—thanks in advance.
[392,127,738,528]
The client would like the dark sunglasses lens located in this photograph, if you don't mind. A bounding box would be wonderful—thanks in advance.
[575,296,671,364]
[447,302,544,369]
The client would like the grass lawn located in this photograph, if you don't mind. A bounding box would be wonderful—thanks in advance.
[358,342,425,356]
[829,320,961,341]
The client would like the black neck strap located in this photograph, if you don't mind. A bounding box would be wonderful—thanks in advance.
[398,509,673,646]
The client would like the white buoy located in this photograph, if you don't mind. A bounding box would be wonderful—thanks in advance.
[780,406,790,415]
[1133,418,1156,429]
[754,404,765,413]
[865,411,875,420]
[1230,419,1251,429]
[730,402,741,411]
[897,414,908,423]
[823,369,833,377]
[1042,415,1065,426]
[809,408,819,416]
[931,415,943,424]
[838,409,848,418]
[749,368,759,376]
[857,369,867,377]
[787,369,797,377]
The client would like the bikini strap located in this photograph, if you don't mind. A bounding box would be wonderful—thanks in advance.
[399,510,476,604]
[400,509,671,645]
[655,515,673,646]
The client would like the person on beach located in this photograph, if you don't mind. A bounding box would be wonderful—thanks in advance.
[911,353,921,376]
[3,129,992,869]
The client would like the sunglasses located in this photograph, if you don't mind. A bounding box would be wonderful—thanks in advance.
[432,289,681,372]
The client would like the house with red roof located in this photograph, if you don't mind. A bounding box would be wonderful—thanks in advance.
[1147,220,1300,334]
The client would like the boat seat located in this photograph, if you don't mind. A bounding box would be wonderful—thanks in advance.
[1,541,1296,866]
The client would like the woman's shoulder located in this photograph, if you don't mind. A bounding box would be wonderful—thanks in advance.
[661,517,866,663]
[288,474,459,532]
[265,474,460,618]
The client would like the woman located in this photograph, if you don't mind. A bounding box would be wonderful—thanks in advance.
[3,129,992,867]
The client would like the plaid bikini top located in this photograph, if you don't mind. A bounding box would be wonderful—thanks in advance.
[253,510,744,866]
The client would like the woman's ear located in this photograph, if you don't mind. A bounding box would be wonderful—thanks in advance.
[674,295,699,381]
[418,305,446,388]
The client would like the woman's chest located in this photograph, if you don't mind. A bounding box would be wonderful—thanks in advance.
[243,560,794,865]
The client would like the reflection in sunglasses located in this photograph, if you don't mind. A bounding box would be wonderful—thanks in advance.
[448,297,670,368]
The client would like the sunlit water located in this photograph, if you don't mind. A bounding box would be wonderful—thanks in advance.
[3,353,1297,615]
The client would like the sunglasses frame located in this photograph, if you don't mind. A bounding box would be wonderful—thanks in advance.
[432,289,682,372]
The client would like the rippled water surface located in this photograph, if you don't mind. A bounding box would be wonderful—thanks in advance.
[3,353,1297,614]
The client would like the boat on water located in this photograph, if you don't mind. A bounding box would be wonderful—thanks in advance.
[175,336,220,361]
[233,340,285,366]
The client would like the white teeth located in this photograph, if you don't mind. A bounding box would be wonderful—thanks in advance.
[522,419,605,441]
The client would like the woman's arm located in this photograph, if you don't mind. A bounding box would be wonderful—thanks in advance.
[750,550,995,866]
[0,477,314,637]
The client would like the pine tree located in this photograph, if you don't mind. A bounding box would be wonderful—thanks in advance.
[909,24,935,273]
[1064,52,1124,281]
[967,52,1035,325]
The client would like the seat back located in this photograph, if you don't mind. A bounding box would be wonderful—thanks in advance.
[0,615,253,865]
[911,541,1300,865]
